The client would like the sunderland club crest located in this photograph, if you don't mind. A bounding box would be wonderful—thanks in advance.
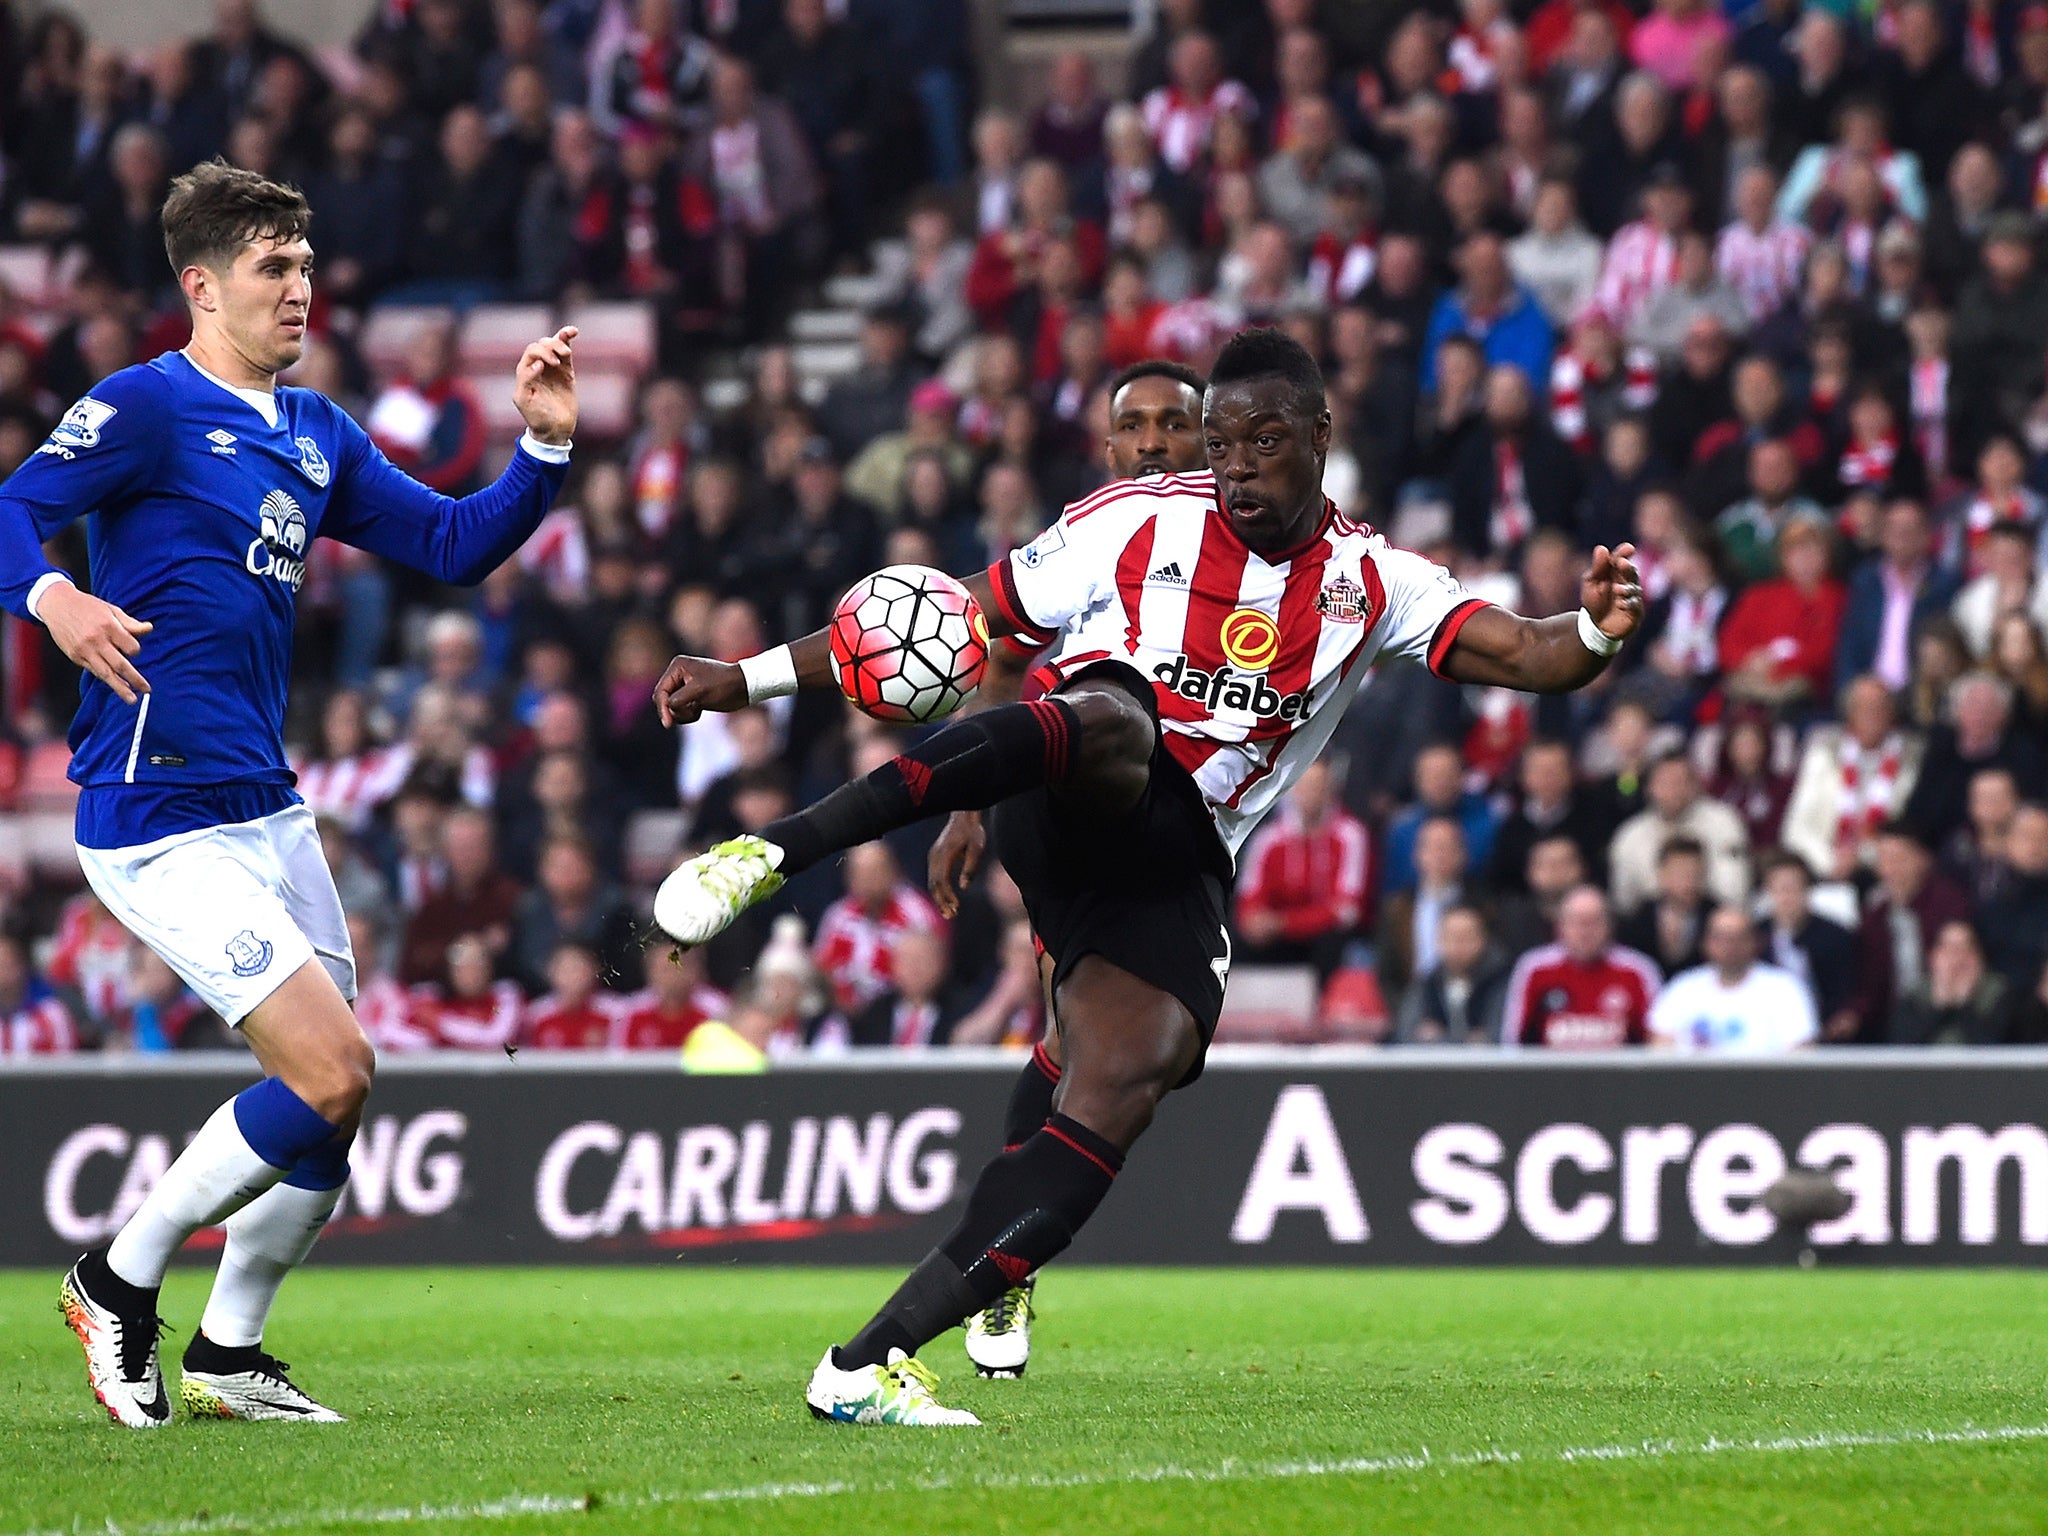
[1315,573,1368,624]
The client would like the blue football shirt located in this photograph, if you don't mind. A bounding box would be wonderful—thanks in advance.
[0,350,569,848]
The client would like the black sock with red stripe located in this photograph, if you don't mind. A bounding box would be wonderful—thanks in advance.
[764,698,1082,874]
[836,1113,1123,1370]
[1002,1040,1062,1151]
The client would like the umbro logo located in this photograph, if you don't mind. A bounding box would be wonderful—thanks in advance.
[1146,561,1188,586]
[206,429,237,455]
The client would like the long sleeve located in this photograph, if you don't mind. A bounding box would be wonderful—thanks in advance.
[321,405,570,586]
[0,368,170,618]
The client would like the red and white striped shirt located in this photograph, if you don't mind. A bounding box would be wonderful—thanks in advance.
[414,980,525,1051]
[988,471,1490,858]
[814,886,946,1013]
[521,996,624,1050]
[1140,80,1257,174]
[1,990,76,1053]
[1235,802,1373,940]
[1549,344,1659,452]
[1500,943,1661,1048]
[355,974,435,1053]
[292,748,410,833]
[1715,219,1810,323]
[1595,221,1682,329]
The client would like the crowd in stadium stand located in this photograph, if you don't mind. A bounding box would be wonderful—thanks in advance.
[8,0,2048,1058]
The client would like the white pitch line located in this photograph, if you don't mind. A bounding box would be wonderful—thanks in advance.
[12,1421,2048,1536]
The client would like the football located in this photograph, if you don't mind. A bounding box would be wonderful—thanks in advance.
[829,564,990,723]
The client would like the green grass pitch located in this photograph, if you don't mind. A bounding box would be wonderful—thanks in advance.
[3,1267,2046,1535]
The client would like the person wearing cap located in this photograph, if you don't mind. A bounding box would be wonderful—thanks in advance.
[1953,209,2048,434]
[844,377,974,517]
[1255,93,1382,246]
[818,305,919,459]
[764,437,883,637]
[1593,156,1691,330]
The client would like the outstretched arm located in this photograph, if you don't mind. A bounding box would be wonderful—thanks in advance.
[323,329,578,584]
[655,568,1020,726]
[1438,543,1643,692]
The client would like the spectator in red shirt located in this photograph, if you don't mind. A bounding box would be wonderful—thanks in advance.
[1501,884,1662,1047]
[1717,512,1848,711]
[522,942,620,1050]
[414,934,524,1052]
[400,807,524,986]
[813,842,946,1013]
[367,320,488,496]
[964,158,1106,333]
[1235,759,1372,977]
[616,944,729,1050]
[0,931,75,1054]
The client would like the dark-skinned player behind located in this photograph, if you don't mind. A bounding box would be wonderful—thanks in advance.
[929,357,1208,1381]
[651,329,1645,1426]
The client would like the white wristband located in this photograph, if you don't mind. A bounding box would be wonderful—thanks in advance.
[738,644,800,703]
[25,572,74,623]
[1577,607,1624,658]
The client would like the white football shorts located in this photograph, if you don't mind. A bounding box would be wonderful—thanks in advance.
[75,803,356,1026]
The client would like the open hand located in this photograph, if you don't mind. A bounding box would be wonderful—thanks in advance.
[40,583,151,704]
[1582,542,1645,642]
[928,811,986,918]
[513,326,577,445]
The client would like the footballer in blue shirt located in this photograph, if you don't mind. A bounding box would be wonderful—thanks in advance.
[0,161,579,1427]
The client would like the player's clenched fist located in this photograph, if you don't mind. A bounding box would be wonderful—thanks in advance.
[39,583,152,704]
[655,654,747,727]
[1582,541,1646,642]
[513,325,578,445]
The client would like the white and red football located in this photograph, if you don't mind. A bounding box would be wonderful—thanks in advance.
[829,565,989,723]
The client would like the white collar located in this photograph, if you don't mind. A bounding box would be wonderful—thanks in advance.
[182,350,280,428]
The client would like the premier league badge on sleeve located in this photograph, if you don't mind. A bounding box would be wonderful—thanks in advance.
[38,397,117,458]
[295,435,330,487]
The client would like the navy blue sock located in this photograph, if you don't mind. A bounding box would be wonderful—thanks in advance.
[283,1128,355,1191]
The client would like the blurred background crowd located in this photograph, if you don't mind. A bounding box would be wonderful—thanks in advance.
[8,0,2048,1059]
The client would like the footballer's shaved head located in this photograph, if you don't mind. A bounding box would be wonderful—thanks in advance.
[161,158,311,278]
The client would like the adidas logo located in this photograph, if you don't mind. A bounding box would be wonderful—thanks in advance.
[1146,561,1188,586]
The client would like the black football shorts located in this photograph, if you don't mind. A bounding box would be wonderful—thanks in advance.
[990,659,1235,1085]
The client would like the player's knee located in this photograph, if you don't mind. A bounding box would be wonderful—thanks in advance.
[301,1032,375,1123]
[1067,686,1154,797]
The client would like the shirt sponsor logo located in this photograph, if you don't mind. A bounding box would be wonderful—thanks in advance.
[1315,573,1368,624]
[1219,607,1282,670]
[225,930,274,978]
[1152,653,1314,721]
[246,489,308,591]
[37,397,117,459]
[206,428,237,455]
[295,435,330,487]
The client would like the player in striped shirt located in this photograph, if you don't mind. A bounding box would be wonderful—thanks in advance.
[651,328,1645,1426]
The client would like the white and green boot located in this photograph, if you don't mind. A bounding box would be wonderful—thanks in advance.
[653,835,786,946]
[805,1347,980,1426]
[964,1277,1034,1379]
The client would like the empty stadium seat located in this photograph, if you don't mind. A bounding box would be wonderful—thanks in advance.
[463,372,527,443]
[1212,965,1321,1044]
[574,371,636,439]
[559,301,656,371]
[0,244,82,311]
[359,304,456,380]
[457,304,556,372]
